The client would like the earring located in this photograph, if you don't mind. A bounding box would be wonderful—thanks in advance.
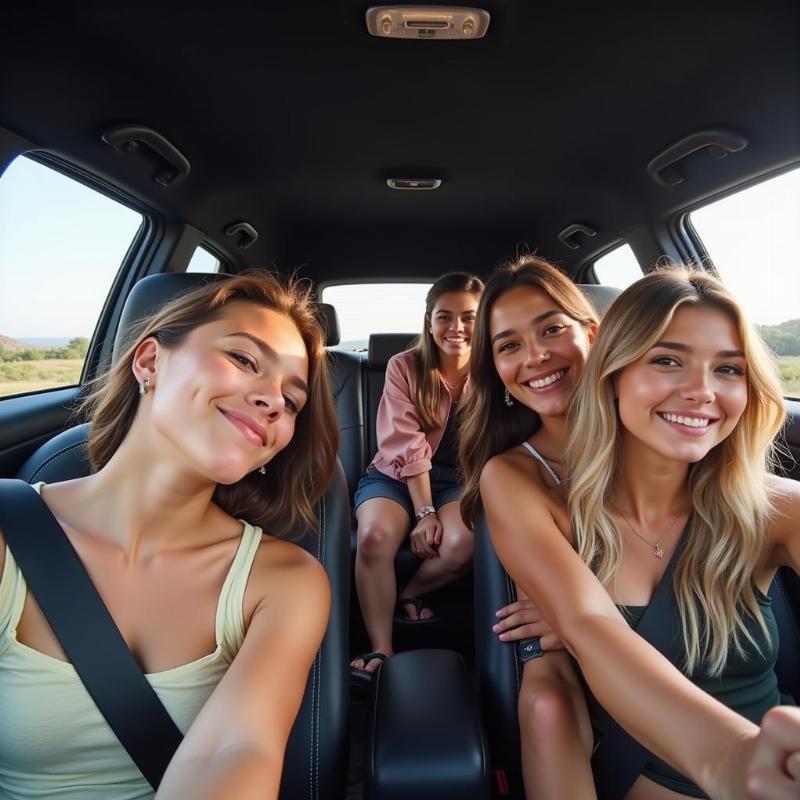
[504,387,514,407]
[258,465,266,475]
[138,376,150,396]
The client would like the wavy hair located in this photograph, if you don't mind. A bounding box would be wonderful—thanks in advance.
[79,271,338,534]
[410,271,484,430]
[460,255,598,527]
[567,266,785,675]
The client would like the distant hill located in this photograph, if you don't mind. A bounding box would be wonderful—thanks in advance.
[757,319,800,356]
[0,335,26,352]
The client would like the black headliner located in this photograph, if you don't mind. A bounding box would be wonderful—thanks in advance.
[2,0,799,280]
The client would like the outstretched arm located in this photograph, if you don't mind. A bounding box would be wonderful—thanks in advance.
[156,540,331,800]
[481,455,779,799]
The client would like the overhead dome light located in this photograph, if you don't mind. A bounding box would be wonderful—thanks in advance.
[366,6,490,40]
[387,178,442,190]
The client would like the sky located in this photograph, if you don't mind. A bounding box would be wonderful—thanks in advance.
[1,156,798,341]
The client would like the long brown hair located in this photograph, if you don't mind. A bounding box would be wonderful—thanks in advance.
[411,271,484,430]
[567,266,785,674]
[460,255,597,527]
[79,271,338,534]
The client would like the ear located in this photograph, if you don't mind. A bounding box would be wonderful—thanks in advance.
[131,337,159,386]
[587,322,599,346]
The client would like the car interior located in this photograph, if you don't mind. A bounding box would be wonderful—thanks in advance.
[1,2,799,798]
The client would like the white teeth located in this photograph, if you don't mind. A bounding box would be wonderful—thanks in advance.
[528,369,565,389]
[661,413,710,428]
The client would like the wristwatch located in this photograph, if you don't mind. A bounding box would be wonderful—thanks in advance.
[415,505,436,521]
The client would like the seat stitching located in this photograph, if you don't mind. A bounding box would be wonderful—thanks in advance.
[29,440,87,482]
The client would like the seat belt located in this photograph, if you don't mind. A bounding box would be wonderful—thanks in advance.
[0,479,183,789]
[591,530,689,800]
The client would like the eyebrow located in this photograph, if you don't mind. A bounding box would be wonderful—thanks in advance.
[491,309,563,344]
[653,340,745,358]
[226,332,309,394]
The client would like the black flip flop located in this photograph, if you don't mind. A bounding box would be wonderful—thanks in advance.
[395,596,440,625]
[350,651,387,687]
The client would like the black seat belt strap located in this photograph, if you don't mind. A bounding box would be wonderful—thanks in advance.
[0,479,183,789]
[591,532,688,800]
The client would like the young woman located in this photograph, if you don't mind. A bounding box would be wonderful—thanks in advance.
[481,266,800,799]
[0,273,339,799]
[350,271,484,679]
[460,254,599,799]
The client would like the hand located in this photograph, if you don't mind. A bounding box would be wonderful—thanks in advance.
[493,597,564,650]
[410,512,442,559]
[746,706,800,799]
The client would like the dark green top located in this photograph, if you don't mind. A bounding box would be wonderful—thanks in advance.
[586,562,790,797]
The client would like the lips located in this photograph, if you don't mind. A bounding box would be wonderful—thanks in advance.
[656,411,718,434]
[525,368,567,391]
[220,409,267,447]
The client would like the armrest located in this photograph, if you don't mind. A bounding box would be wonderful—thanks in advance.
[364,649,490,800]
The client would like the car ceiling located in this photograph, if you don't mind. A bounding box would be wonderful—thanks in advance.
[1,0,799,281]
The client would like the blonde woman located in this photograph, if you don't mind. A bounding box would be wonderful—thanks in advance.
[460,255,599,799]
[0,273,338,799]
[350,271,483,680]
[482,266,800,799]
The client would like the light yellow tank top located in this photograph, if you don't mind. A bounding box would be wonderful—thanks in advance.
[0,484,264,800]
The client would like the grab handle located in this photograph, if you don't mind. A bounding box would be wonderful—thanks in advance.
[647,130,747,187]
[101,124,191,186]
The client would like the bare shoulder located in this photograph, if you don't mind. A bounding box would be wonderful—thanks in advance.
[765,473,800,542]
[481,448,549,499]
[247,532,330,618]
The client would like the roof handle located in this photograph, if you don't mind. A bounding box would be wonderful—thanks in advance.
[101,124,191,186]
[558,222,597,250]
[647,129,748,188]
[225,221,259,250]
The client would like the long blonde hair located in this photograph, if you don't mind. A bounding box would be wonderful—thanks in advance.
[567,266,785,675]
[79,271,338,534]
[460,255,597,527]
[411,271,484,430]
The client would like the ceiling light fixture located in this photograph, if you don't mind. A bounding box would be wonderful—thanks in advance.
[387,178,442,190]
[366,6,490,40]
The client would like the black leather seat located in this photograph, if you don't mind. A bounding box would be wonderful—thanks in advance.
[472,283,800,797]
[16,273,352,800]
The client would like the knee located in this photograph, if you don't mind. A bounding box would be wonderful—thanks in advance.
[518,678,576,743]
[440,528,473,572]
[357,522,402,564]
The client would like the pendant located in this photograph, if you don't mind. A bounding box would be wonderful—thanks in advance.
[654,543,664,559]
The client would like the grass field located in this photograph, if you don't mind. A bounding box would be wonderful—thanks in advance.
[2,356,800,399]
[0,358,83,398]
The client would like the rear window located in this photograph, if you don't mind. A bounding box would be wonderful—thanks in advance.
[592,243,641,289]
[321,283,431,350]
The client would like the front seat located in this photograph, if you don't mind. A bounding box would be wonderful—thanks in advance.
[15,272,352,800]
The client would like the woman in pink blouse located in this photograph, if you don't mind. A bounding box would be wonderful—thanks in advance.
[350,272,484,681]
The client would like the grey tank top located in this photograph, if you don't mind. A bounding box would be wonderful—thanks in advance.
[521,441,560,485]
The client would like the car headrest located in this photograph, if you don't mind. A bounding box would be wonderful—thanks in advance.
[368,333,417,369]
[318,302,341,347]
[577,283,622,315]
[112,272,338,362]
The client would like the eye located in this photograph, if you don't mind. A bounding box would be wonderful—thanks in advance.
[543,323,567,337]
[229,351,257,370]
[283,395,300,414]
[717,363,746,376]
[649,354,681,367]
[497,340,518,354]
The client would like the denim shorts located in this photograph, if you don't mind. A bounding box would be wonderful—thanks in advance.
[353,464,462,522]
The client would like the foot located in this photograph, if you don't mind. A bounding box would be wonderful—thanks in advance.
[397,596,435,621]
[350,651,389,675]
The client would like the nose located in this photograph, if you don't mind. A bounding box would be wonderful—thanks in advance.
[680,365,714,404]
[523,338,550,366]
[248,377,284,421]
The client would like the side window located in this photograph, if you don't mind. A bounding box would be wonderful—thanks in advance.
[186,246,222,273]
[321,283,432,350]
[689,167,800,397]
[0,156,143,398]
[592,243,641,289]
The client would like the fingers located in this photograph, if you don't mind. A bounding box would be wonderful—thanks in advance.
[538,633,565,651]
[432,521,443,547]
[748,707,800,800]
[747,766,800,800]
[411,531,438,558]
[493,607,542,633]
[495,598,536,618]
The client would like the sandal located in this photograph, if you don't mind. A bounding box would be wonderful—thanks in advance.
[350,651,387,687]
[395,596,439,625]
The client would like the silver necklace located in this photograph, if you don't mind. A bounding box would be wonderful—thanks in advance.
[612,506,678,560]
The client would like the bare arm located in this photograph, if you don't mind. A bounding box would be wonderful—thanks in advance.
[481,455,760,798]
[155,541,331,800]
[764,475,800,575]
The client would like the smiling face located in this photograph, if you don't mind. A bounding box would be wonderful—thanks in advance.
[140,300,309,484]
[616,304,748,464]
[490,285,594,419]
[428,290,479,359]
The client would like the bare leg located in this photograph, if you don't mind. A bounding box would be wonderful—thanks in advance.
[400,500,473,618]
[518,649,596,800]
[350,497,409,672]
